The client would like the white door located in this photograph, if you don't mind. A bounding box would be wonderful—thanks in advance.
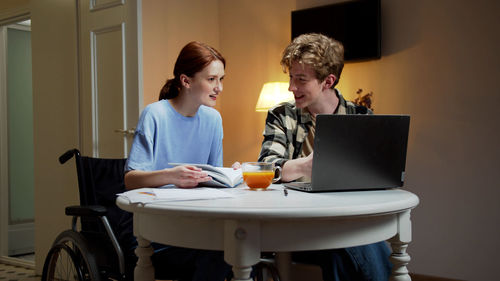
[79,0,142,158]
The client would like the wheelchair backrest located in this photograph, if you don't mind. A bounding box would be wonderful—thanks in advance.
[61,149,127,233]
[77,156,127,207]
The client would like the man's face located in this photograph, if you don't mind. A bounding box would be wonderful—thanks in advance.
[288,61,325,109]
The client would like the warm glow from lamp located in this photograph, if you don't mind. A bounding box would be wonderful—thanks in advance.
[255,82,294,112]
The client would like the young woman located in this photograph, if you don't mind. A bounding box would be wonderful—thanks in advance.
[125,41,227,190]
[120,41,232,281]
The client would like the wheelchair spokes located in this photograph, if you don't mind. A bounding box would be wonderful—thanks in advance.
[42,230,100,281]
[43,243,84,281]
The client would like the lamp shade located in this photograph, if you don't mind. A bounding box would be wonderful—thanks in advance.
[255,82,294,112]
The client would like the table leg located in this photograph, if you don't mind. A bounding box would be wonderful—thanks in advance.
[389,210,412,281]
[134,236,155,281]
[224,220,261,281]
[275,252,291,281]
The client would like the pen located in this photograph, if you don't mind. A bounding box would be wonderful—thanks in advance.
[283,188,288,196]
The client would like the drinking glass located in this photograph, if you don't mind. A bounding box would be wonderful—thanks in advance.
[242,162,281,190]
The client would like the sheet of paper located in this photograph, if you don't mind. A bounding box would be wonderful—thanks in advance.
[118,187,236,204]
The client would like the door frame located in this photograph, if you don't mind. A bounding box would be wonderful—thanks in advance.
[0,6,34,268]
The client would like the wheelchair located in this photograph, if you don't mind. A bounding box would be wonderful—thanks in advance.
[41,149,280,281]
[41,149,131,281]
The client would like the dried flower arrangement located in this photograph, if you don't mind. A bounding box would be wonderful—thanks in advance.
[353,88,374,111]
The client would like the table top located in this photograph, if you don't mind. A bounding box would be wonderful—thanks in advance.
[117,184,419,220]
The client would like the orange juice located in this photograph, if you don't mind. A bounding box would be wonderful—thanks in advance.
[243,171,275,189]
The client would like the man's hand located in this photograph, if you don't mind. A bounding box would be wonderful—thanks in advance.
[302,152,314,178]
[281,152,314,182]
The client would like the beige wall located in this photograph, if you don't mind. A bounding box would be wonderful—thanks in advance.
[322,0,500,280]
[1,0,79,274]
[218,0,500,280]
[0,0,29,13]
[30,0,80,273]
[142,0,220,107]
[219,0,295,165]
[142,0,294,165]
[371,1,499,279]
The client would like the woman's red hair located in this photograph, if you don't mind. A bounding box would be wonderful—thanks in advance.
[159,41,226,100]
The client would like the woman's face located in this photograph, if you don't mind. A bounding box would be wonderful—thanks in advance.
[188,60,225,107]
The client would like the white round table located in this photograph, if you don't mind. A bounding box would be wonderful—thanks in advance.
[116,184,419,281]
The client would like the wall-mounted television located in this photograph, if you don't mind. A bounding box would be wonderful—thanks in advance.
[291,0,381,62]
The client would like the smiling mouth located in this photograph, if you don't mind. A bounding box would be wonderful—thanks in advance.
[209,94,218,100]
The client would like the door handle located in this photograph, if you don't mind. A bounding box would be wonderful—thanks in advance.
[114,128,135,136]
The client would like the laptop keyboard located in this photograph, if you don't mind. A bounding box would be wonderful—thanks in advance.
[284,182,312,192]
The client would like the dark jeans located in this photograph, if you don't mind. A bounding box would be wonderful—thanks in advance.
[119,212,232,281]
[152,244,232,281]
[124,243,232,281]
[292,242,392,281]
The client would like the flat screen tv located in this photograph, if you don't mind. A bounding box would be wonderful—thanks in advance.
[291,0,381,62]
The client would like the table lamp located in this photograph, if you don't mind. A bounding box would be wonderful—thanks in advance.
[255,82,294,112]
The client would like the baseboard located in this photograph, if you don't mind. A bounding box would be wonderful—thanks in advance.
[0,255,34,269]
[287,266,465,281]
[410,273,466,281]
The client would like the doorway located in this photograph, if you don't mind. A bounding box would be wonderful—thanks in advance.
[0,18,34,268]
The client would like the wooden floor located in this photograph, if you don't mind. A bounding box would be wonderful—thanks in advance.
[410,273,466,281]
[0,260,466,281]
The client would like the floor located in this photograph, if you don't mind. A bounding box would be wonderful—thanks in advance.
[0,255,460,281]
[0,253,39,281]
[0,263,38,281]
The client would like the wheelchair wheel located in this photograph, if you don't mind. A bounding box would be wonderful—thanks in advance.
[42,230,101,281]
[42,243,84,281]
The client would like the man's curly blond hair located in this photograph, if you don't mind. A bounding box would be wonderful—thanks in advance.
[281,33,344,87]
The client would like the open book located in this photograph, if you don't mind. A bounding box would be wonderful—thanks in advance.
[169,163,243,188]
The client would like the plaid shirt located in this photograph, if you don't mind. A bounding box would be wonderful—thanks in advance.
[258,90,372,168]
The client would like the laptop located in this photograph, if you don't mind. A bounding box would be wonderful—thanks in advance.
[285,114,410,192]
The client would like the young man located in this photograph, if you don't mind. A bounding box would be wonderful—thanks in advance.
[258,33,392,281]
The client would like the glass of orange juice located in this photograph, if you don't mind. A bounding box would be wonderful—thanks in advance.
[242,162,281,190]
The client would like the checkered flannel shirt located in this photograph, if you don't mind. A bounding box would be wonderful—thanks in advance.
[257,90,372,168]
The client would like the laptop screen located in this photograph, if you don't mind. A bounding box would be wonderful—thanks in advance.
[287,114,410,192]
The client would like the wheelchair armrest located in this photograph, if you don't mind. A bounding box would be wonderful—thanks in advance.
[65,205,108,217]
[65,205,127,277]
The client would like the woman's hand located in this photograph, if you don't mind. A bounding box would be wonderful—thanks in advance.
[231,162,241,169]
[124,165,212,190]
[168,165,212,188]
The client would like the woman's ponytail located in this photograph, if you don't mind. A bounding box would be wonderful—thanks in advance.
[158,78,180,100]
